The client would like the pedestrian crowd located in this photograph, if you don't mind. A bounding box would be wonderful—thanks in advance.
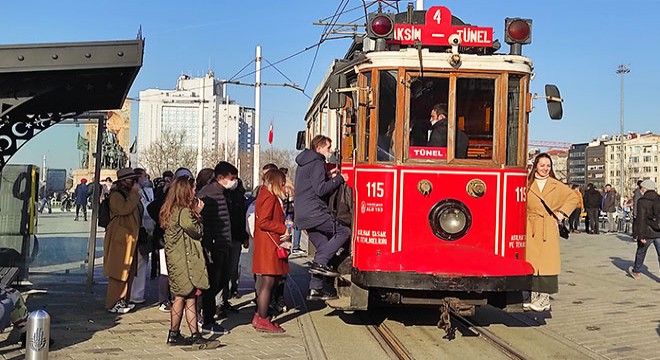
[98,138,350,349]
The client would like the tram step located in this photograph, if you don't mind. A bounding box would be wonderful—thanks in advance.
[325,295,352,310]
[338,274,351,284]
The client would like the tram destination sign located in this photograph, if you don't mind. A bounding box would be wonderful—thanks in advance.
[390,6,493,47]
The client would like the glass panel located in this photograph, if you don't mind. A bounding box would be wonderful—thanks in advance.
[341,80,357,160]
[456,78,495,160]
[506,75,521,166]
[408,77,449,160]
[377,70,397,162]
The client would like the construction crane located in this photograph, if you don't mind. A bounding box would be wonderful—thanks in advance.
[528,140,572,150]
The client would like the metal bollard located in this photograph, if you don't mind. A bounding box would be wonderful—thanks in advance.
[26,309,50,360]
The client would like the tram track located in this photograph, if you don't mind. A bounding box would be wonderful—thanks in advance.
[451,313,529,360]
[365,318,415,360]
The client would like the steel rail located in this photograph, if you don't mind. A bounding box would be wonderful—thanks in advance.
[451,313,528,360]
[366,319,415,360]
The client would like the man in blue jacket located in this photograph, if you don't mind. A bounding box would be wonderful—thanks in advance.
[74,178,89,221]
[294,135,349,301]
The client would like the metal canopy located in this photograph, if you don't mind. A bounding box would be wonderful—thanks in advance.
[0,39,144,168]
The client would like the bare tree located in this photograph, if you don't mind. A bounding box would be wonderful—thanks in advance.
[202,141,238,169]
[262,147,298,178]
[139,129,196,176]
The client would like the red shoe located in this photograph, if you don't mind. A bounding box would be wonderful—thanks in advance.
[254,315,285,333]
[251,313,259,328]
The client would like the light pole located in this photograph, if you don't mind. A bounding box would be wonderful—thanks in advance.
[616,64,630,195]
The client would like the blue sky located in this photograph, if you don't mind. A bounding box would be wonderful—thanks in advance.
[6,0,660,171]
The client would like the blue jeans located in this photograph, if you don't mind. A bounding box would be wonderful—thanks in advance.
[307,218,351,290]
[292,226,302,250]
[632,238,660,273]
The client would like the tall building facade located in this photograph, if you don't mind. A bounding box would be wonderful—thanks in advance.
[586,140,606,189]
[137,71,254,165]
[567,143,588,187]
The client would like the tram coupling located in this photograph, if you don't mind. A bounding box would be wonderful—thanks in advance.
[437,297,474,340]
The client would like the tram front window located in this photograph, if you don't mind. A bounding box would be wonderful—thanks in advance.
[456,78,495,160]
[408,77,450,159]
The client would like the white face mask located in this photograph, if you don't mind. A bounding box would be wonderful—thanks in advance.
[223,179,238,190]
[324,152,333,162]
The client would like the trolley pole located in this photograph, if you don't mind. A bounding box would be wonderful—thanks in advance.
[616,65,630,195]
[252,45,262,189]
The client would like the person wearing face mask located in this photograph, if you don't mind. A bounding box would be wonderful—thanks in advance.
[104,168,143,313]
[425,103,469,159]
[294,135,350,301]
[213,161,248,315]
[525,153,579,312]
[196,162,235,335]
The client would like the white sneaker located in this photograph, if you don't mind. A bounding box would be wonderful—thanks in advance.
[529,293,551,312]
[108,300,132,314]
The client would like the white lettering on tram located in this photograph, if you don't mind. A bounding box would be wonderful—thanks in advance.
[456,28,490,44]
[412,148,445,157]
[394,26,422,42]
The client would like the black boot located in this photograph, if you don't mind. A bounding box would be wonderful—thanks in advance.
[186,332,221,350]
[166,330,185,345]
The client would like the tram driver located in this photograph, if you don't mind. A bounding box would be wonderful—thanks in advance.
[425,104,469,159]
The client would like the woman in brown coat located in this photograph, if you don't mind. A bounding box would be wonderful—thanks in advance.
[159,175,217,348]
[252,169,292,333]
[526,153,579,312]
[104,168,142,313]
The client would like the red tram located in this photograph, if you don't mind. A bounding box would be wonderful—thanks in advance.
[298,4,562,323]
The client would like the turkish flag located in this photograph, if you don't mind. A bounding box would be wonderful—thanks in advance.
[268,121,273,144]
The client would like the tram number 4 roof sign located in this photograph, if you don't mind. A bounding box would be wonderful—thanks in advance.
[389,6,493,47]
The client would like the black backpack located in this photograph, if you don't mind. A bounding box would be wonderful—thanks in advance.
[98,197,111,228]
[330,183,353,227]
[98,191,125,228]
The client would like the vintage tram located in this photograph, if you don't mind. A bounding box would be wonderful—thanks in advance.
[298,4,562,323]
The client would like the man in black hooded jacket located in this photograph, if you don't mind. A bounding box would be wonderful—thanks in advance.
[294,135,349,301]
[628,179,660,279]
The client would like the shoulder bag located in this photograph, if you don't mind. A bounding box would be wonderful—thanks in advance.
[531,190,570,239]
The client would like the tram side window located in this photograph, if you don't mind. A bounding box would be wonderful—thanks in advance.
[455,78,495,160]
[377,70,397,162]
[363,72,372,162]
[408,77,449,159]
[506,75,522,166]
[341,89,357,161]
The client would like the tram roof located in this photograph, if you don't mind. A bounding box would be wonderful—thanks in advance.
[358,48,533,73]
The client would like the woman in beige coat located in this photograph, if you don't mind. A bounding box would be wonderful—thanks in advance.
[103,168,142,313]
[526,153,579,312]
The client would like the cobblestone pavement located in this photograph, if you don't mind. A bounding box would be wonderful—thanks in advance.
[517,231,660,359]
[0,213,658,359]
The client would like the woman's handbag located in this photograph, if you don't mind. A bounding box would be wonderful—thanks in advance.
[268,233,290,259]
[276,246,289,260]
[557,220,570,239]
[531,190,570,239]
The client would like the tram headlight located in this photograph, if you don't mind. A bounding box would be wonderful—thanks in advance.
[428,199,472,241]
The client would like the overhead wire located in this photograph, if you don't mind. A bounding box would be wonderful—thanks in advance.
[303,0,351,91]
[228,60,255,82]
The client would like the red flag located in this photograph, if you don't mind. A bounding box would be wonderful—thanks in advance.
[268,121,273,144]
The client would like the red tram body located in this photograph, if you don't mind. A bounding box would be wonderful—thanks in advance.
[300,4,562,317]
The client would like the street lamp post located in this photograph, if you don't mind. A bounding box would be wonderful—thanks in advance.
[616,64,630,196]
